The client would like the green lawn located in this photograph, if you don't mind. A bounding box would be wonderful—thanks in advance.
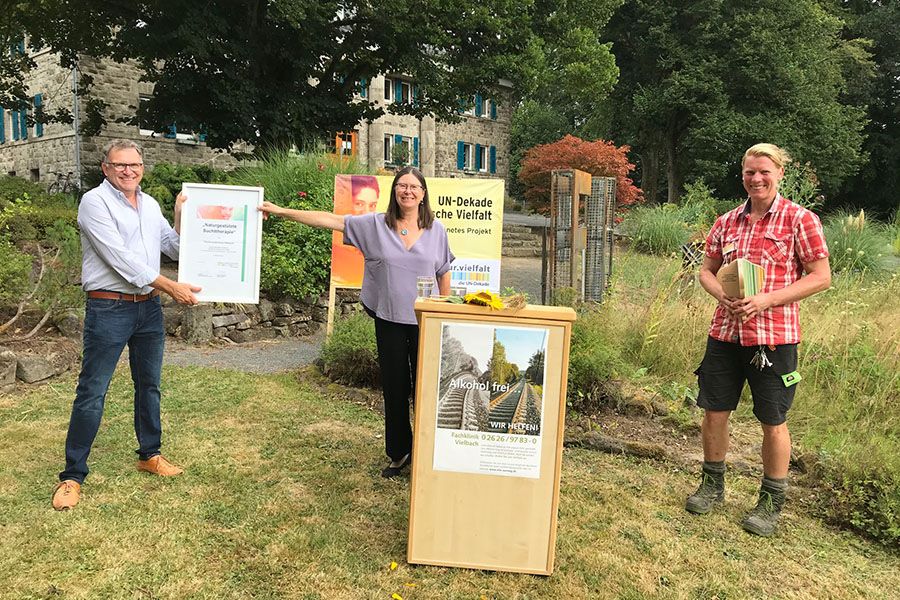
[1,366,898,599]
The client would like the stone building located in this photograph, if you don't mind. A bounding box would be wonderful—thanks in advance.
[0,46,511,189]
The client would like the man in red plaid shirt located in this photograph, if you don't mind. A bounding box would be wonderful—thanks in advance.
[685,143,831,537]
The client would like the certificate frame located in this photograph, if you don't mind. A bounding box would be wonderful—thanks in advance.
[177,183,264,304]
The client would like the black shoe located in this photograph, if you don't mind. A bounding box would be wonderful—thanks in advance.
[380,453,411,478]
[741,482,786,537]
[685,466,725,515]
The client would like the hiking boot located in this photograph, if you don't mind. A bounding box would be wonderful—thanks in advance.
[685,466,725,514]
[741,481,786,537]
[51,480,81,511]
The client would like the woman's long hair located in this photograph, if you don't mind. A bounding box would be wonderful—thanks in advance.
[385,166,435,230]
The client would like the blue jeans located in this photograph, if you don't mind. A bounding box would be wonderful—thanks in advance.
[60,296,166,483]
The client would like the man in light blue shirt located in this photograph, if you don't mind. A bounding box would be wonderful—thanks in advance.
[52,139,201,511]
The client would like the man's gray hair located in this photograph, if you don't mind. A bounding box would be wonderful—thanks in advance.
[102,139,144,161]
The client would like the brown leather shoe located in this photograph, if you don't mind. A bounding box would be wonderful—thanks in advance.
[136,454,184,476]
[52,480,81,511]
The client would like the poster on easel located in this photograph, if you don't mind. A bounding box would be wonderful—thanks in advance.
[408,301,576,576]
[433,322,549,479]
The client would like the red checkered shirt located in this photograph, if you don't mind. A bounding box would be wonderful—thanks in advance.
[705,194,829,346]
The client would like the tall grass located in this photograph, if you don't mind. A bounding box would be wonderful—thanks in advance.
[823,210,892,273]
[620,205,691,255]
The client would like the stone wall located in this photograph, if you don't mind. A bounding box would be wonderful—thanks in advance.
[162,289,363,345]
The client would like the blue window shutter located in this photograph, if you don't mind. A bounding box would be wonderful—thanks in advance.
[412,84,419,106]
[413,137,419,166]
[17,40,24,55]
[395,80,402,103]
[475,94,483,116]
[34,94,43,137]
[165,123,177,138]
[394,134,402,146]
[491,100,497,120]
[0,108,5,143]
[490,146,497,173]
[475,143,482,170]
[359,78,367,98]
[12,110,20,140]
[19,109,27,140]
[457,141,465,170]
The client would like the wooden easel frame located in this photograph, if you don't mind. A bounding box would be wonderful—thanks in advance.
[408,301,576,575]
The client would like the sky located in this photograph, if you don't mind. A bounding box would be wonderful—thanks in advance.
[443,323,547,372]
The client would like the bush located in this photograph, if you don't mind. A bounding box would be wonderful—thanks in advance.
[320,313,379,388]
[620,204,691,255]
[818,462,900,548]
[780,161,821,210]
[142,162,230,217]
[823,210,891,273]
[567,309,627,414]
[517,134,642,213]
[0,194,78,244]
[229,149,370,299]
[0,236,33,308]
[0,175,46,205]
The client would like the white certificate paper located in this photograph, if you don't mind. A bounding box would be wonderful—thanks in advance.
[177,183,263,304]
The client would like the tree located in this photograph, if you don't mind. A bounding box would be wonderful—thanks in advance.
[837,1,900,217]
[507,0,623,204]
[487,339,518,385]
[517,134,642,212]
[3,0,536,150]
[601,0,872,203]
[524,349,544,383]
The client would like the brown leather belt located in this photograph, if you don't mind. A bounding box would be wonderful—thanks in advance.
[87,290,160,302]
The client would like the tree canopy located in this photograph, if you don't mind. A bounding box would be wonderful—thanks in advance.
[600,0,872,204]
[2,0,542,151]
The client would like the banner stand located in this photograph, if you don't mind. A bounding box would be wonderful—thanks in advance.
[408,300,576,575]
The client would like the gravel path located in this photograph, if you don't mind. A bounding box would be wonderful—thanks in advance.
[162,256,543,373]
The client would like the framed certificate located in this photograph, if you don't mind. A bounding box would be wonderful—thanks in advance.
[177,183,264,304]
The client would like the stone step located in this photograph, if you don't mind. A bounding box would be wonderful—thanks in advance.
[503,247,542,257]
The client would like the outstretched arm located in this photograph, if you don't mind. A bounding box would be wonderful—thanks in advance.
[259,201,345,232]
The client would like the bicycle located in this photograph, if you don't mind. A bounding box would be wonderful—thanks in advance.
[47,171,76,194]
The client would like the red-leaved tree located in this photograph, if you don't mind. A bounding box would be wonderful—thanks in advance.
[518,135,642,213]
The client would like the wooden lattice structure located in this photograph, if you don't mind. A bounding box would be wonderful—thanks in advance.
[545,169,616,303]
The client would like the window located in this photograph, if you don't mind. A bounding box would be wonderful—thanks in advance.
[476,145,488,172]
[385,133,415,165]
[332,132,356,156]
[384,134,393,162]
[400,81,412,104]
[138,94,199,141]
[458,141,497,173]
[385,77,414,105]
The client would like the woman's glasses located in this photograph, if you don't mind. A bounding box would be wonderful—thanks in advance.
[395,183,424,192]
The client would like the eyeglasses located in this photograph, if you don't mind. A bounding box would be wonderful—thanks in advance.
[105,162,144,172]
[395,183,424,192]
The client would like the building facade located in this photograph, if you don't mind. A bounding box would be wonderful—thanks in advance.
[0,48,510,189]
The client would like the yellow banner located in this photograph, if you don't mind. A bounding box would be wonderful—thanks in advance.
[330,175,505,291]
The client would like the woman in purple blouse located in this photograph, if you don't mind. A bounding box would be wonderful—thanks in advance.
[260,166,454,477]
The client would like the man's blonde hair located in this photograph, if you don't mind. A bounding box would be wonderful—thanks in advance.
[742,143,790,169]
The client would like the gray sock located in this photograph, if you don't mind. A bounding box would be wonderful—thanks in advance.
[763,476,788,492]
[703,460,726,474]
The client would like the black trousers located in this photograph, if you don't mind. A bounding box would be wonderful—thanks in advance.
[373,315,419,460]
